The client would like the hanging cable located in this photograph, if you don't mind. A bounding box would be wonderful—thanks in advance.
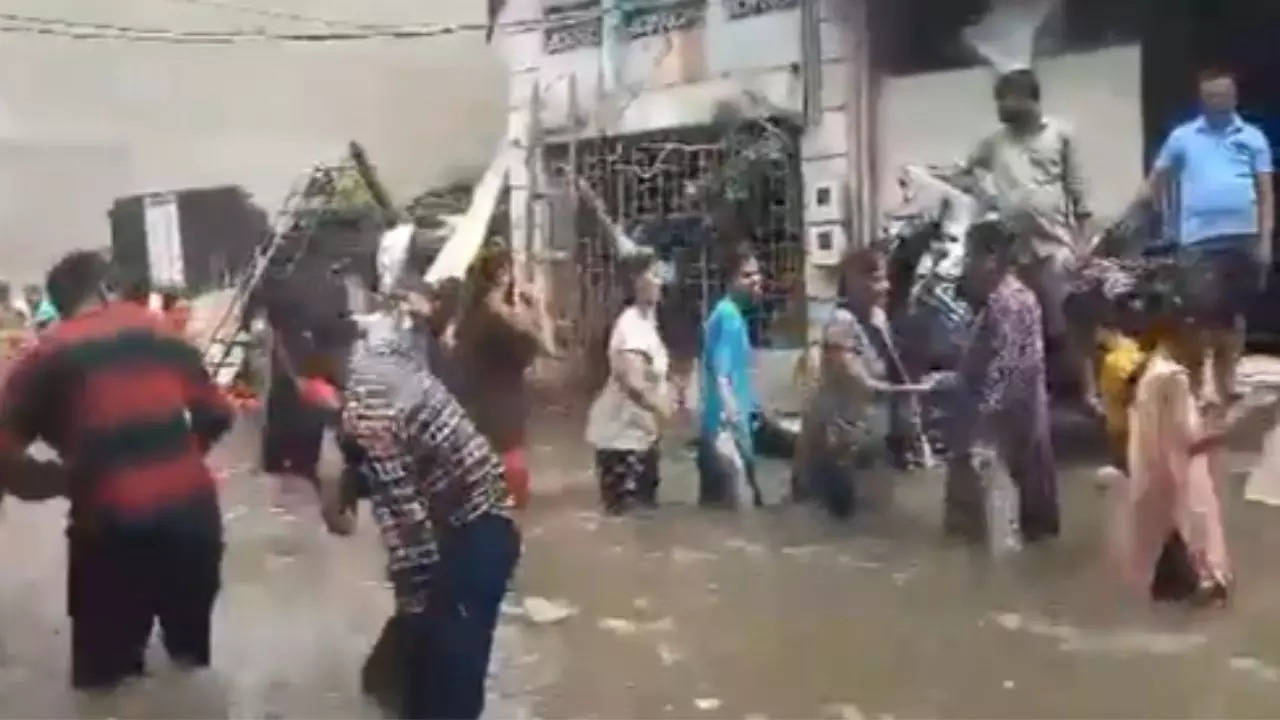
[151,0,400,31]
[0,10,484,42]
[0,0,695,45]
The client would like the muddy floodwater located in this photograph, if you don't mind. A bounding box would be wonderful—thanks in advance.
[4,401,1280,719]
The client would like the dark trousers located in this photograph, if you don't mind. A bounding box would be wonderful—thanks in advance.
[262,373,324,478]
[1151,532,1198,602]
[595,447,660,513]
[814,453,857,519]
[400,513,521,720]
[67,515,223,689]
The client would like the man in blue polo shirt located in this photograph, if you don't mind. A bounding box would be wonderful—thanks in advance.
[1129,68,1274,403]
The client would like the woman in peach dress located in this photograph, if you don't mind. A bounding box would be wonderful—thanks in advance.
[1110,301,1231,606]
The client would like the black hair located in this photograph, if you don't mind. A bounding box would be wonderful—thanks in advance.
[160,290,183,312]
[966,218,1016,263]
[616,248,660,308]
[1197,66,1236,86]
[433,276,464,305]
[621,248,659,286]
[120,273,151,305]
[45,250,110,317]
[468,238,513,300]
[722,240,757,280]
[994,68,1041,103]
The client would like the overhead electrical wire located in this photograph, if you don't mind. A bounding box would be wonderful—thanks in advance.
[0,10,568,43]
[152,0,402,31]
[0,0,698,45]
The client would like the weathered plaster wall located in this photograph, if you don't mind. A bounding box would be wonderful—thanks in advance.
[497,0,805,137]
[874,44,1144,223]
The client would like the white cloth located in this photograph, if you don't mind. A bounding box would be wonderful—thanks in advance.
[962,0,1056,73]
[585,306,670,451]
[1246,421,1280,507]
[712,427,755,510]
[377,224,416,293]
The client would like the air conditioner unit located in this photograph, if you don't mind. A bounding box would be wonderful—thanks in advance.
[807,224,847,267]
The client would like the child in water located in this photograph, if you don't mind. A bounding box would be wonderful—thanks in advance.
[1102,283,1232,606]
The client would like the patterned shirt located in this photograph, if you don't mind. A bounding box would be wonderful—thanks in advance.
[340,319,508,614]
[816,305,891,452]
[958,275,1047,435]
[0,302,232,530]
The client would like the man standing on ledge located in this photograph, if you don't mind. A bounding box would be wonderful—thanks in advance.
[1128,67,1274,404]
[958,68,1095,409]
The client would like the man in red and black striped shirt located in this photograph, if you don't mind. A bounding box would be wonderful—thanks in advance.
[0,251,233,690]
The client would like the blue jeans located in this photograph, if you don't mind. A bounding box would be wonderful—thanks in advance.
[400,513,521,720]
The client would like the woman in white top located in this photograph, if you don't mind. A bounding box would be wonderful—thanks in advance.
[586,251,675,514]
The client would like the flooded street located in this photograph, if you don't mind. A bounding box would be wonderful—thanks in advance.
[4,396,1280,719]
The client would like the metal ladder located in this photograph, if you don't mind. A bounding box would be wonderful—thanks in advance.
[200,163,348,387]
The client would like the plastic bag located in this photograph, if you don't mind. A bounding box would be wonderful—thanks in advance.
[712,428,758,510]
[1245,422,1280,507]
[947,446,1022,556]
[976,447,1024,557]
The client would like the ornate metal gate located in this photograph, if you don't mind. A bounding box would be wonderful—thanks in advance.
[545,119,805,390]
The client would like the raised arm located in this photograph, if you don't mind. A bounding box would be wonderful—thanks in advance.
[1130,129,1182,213]
[941,135,996,195]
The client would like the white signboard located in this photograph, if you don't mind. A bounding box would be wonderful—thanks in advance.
[144,193,185,289]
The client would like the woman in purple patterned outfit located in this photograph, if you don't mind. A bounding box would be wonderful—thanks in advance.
[945,219,1060,544]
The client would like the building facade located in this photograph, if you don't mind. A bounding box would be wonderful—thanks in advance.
[492,0,874,404]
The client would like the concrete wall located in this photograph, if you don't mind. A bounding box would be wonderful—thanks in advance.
[497,0,806,137]
[875,44,1144,224]
[0,0,508,283]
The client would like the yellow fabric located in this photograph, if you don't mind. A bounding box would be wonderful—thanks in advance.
[1097,329,1146,458]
